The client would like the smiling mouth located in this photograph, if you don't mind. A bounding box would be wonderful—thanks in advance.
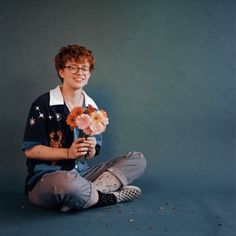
[73,77,84,82]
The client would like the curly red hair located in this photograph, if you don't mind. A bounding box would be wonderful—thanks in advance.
[54,44,95,80]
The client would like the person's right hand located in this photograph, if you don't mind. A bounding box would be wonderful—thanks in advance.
[68,138,90,159]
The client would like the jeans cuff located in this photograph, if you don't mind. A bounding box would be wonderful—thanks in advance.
[83,181,98,208]
[107,166,128,186]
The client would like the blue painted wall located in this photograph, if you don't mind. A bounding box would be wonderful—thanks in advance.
[0,0,235,195]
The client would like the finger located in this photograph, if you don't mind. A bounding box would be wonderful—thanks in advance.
[86,137,96,141]
[76,142,90,148]
[84,137,95,142]
[77,147,89,153]
[74,137,86,144]
[84,139,96,145]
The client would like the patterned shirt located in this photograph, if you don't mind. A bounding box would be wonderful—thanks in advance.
[22,86,102,192]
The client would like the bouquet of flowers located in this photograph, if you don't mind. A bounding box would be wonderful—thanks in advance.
[66,104,109,136]
[66,105,109,170]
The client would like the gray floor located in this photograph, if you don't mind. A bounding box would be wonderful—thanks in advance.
[0,179,235,236]
[0,128,235,236]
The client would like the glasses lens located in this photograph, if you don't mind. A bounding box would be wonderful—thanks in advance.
[82,68,90,74]
[66,65,90,74]
[69,66,78,74]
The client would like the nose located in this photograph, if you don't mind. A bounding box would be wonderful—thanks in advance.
[77,68,84,75]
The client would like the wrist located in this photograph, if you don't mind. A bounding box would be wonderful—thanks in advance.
[67,148,70,160]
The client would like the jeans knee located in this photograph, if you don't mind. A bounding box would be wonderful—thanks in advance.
[52,180,74,198]
[52,171,91,208]
[128,151,147,173]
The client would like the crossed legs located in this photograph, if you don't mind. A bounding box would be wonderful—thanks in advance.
[28,152,146,210]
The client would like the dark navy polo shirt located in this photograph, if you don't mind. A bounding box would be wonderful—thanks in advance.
[22,86,102,192]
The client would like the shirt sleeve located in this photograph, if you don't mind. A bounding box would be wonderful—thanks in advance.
[22,102,48,150]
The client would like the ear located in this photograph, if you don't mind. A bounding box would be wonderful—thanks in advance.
[58,69,65,79]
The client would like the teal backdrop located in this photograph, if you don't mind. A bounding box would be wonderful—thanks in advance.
[0,1,235,235]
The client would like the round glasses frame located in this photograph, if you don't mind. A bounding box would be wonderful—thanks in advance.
[64,65,90,75]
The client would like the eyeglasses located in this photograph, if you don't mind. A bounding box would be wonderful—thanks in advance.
[64,65,90,75]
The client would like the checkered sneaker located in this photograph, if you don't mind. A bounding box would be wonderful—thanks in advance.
[113,185,141,203]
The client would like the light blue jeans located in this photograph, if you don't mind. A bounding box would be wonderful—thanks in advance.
[28,152,146,210]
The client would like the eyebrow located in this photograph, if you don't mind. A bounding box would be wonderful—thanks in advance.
[67,64,89,68]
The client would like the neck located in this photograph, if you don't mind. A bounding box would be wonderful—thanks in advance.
[61,85,84,109]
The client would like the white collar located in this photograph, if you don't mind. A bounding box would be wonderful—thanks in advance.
[49,85,98,109]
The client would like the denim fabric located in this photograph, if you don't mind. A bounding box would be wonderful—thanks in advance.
[28,152,146,210]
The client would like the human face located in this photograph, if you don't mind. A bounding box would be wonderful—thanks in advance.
[59,60,91,90]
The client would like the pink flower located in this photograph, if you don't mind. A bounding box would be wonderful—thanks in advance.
[100,110,109,125]
[101,115,109,125]
[90,111,103,124]
[90,111,109,125]
[75,114,91,130]
[83,126,94,136]
[66,105,109,136]
[84,122,106,136]
[91,122,106,135]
